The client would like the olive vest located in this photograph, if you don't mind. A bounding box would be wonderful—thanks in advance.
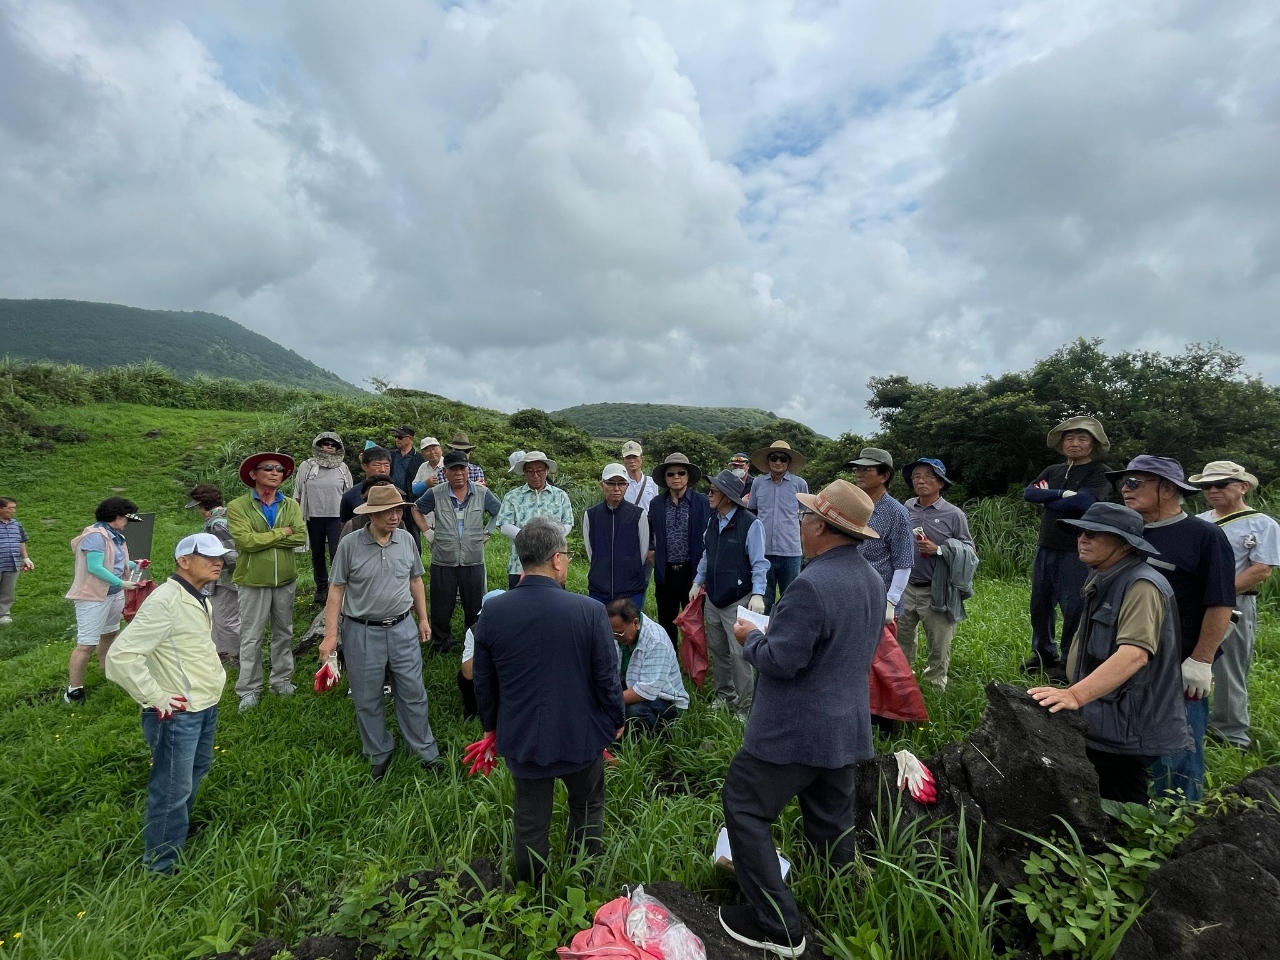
[430,484,488,567]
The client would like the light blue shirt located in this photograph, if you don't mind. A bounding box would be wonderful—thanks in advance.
[620,615,690,709]
[693,507,770,596]
[750,472,809,557]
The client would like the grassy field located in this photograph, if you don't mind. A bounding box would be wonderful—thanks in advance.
[0,403,1277,959]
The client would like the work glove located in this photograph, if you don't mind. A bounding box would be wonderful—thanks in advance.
[884,600,897,624]
[21,558,34,571]
[747,595,765,616]
[688,584,703,603]
[463,731,498,777]
[894,749,937,804]
[314,656,342,693]
[602,748,619,767]
[1060,489,1076,498]
[424,528,435,544]
[1181,657,1213,700]
[152,693,188,721]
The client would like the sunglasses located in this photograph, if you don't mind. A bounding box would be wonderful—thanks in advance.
[768,454,791,463]
[1118,476,1156,491]
[1076,529,1101,541]
[665,470,688,478]
[1200,480,1237,490]
[317,441,339,449]
[256,464,287,473]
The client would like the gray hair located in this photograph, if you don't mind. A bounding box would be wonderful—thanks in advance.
[515,516,567,568]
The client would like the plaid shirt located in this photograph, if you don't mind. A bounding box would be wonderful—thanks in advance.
[0,518,27,572]
[495,484,574,574]
[621,615,689,708]
[435,463,487,486]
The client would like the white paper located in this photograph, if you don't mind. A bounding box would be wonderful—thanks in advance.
[736,606,770,632]
[715,827,790,879]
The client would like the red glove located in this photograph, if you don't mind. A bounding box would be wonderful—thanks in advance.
[463,731,498,777]
[152,693,187,721]
[894,749,938,804]
[602,748,618,767]
[313,658,341,693]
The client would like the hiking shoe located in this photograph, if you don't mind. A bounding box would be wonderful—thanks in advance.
[0,615,13,625]
[709,698,730,713]
[1022,654,1061,675]
[64,686,86,705]
[719,905,805,958]
[275,682,296,697]
[421,754,447,774]
[371,759,391,782]
[238,692,260,713]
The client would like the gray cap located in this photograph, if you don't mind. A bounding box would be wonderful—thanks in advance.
[846,447,893,469]
[1057,502,1159,554]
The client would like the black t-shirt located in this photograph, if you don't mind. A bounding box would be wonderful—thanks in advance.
[1142,513,1236,658]
[1031,460,1113,551]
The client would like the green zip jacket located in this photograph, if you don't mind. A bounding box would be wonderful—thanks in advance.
[226,491,307,588]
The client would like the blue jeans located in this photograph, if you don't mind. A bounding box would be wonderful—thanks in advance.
[625,698,680,731]
[1151,696,1207,802]
[589,592,647,612]
[141,704,218,874]
[763,556,802,614]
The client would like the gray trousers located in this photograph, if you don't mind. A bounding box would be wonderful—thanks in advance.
[342,616,439,765]
[704,593,754,711]
[235,583,297,697]
[0,571,17,618]
[210,582,241,660]
[1211,595,1256,748]
[898,581,956,690]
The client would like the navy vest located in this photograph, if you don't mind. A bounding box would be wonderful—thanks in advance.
[586,500,646,599]
[705,508,758,608]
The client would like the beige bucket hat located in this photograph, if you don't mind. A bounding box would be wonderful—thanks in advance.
[1188,460,1258,491]
[1046,416,1110,455]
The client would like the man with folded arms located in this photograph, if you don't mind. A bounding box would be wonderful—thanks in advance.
[720,480,883,958]
[320,486,441,782]
[1190,460,1279,751]
[106,532,232,875]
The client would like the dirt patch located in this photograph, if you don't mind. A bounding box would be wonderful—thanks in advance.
[645,880,818,960]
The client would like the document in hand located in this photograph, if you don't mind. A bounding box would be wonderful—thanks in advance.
[736,606,770,632]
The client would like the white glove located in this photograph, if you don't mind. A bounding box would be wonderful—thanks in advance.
[688,583,703,603]
[1060,489,1076,498]
[424,527,436,544]
[885,600,897,624]
[748,595,765,615]
[1181,657,1213,700]
[894,749,937,804]
[152,693,188,721]
[21,558,34,571]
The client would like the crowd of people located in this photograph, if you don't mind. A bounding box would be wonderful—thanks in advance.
[1,419,1276,959]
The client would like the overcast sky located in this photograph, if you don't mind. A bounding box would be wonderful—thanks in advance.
[2,0,1277,436]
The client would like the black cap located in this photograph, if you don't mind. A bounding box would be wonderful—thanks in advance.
[393,425,415,438]
[442,450,470,468]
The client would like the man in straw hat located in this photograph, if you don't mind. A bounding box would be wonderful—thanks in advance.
[226,452,306,713]
[1109,455,1233,801]
[648,453,711,644]
[719,480,883,957]
[1029,502,1192,804]
[319,485,443,781]
[496,451,574,589]
[748,441,810,614]
[1022,417,1114,680]
[689,470,769,715]
[1190,460,1278,751]
[105,531,233,874]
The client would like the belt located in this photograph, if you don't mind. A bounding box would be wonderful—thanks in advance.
[1241,591,1259,597]
[909,579,931,587]
[345,609,413,628]
[667,562,690,571]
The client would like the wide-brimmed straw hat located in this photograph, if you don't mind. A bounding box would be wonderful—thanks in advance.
[1046,416,1111,455]
[514,450,558,474]
[1105,455,1199,494]
[652,453,703,487]
[354,485,407,514]
[902,457,952,489]
[796,480,879,541]
[750,440,808,473]
[1188,460,1258,491]
[708,470,750,509]
[239,452,295,486]
[1057,502,1158,554]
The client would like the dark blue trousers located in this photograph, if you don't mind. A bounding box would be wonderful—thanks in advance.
[1029,547,1088,663]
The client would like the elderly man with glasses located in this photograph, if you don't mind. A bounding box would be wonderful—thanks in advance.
[748,441,810,614]
[648,453,711,644]
[583,463,650,607]
[1109,455,1234,801]
[226,452,307,713]
[496,451,574,589]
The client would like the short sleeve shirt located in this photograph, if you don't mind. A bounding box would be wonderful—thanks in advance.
[862,493,915,591]
[1142,512,1235,658]
[329,526,424,621]
[0,519,27,572]
[1196,509,1280,582]
[905,497,974,581]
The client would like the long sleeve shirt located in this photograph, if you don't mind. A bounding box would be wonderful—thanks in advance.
[693,508,770,596]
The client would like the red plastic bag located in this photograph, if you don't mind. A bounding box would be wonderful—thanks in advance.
[673,595,708,689]
[122,580,158,623]
[868,621,929,722]
[557,886,705,960]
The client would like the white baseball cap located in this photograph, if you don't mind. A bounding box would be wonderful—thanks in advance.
[419,436,441,450]
[621,440,643,458]
[601,463,629,481]
[174,532,232,560]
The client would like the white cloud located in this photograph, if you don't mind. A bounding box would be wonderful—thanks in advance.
[1,0,1277,437]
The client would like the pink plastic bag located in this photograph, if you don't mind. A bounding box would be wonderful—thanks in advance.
[557,886,705,960]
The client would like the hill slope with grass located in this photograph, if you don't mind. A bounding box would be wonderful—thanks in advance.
[0,298,362,395]
[553,402,782,437]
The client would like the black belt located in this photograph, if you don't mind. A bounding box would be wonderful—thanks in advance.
[667,562,690,571]
[1241,592,1259,597]
[909,580,930,587]
[345,609,413,628]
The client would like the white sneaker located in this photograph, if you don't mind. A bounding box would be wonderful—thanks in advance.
[0,615,12,625]
[275,682,296,696]
[238,692,260,713]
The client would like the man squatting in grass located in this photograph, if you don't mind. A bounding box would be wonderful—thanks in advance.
[320,485,443,782]
[105,532,233,875]
[606,597,689,731]
[472,517,625,884]
[720,479,884,958]
[64,496,144,704]
[0,496,35,626]
[1029,503,1192,804]
[1190,460,1280,751]
[226,452,307,713]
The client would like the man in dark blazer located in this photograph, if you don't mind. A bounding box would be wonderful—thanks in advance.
[720,480,884,958]
[647,453,711,645]
[472,516,625,883]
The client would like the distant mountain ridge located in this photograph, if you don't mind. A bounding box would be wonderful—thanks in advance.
[553,401,782,437]
[0,299,362,395]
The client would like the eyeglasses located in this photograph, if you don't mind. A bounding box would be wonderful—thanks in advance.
[555,550,575,561]
[603,479,628,487]
[256,464,286,473]
[317,441,339,449]
[1119,476,1156,491]
[612,630,627,639]
[798,508,815,518]
[767,454,791,463]
[1201,480,1237,490]
[665,470,688,478]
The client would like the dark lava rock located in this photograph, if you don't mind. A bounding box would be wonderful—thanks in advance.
[645,881,817,960]
[1114,842,1280,960]
[213,938,286,960]
[291,935,378,960]
[1228,764,1280,806]
[144,428,163,438]
[1174,807,1280,879]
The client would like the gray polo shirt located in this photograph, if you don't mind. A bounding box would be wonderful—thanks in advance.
[329,525,425,621]
[905,496,974,583]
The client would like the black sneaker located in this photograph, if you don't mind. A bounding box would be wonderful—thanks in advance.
[371,759,391,782]
[719,905,805,958]
[1021,654,1060,675]
[421,753,447,773]
[64,686,86,705]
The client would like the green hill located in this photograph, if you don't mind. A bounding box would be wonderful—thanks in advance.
[554,401,781,437]
[0,298,362,395]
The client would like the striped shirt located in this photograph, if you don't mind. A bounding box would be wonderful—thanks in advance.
[0,519,27,572]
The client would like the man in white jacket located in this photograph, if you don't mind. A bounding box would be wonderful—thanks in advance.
[105,532,231,875]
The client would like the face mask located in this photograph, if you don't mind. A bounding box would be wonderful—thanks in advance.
[731,467,747,478]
